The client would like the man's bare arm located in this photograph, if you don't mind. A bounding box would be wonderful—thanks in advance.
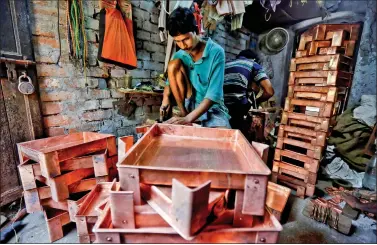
[256,79,274,104]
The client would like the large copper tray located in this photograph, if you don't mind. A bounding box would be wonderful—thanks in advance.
[118,124,271,216]
[17,132,117,178]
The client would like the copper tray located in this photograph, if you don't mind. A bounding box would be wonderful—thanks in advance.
[92,203,282,244]
[17,132,116,178]
[117,124,271,216]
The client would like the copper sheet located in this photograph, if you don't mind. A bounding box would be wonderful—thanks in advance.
[93,204,282,244]
[119,124,269,175]
[18,132,114,153]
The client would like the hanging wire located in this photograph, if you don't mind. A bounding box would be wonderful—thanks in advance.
[56,1,61,65]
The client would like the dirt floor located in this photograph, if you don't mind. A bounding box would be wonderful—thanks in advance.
[2,180,377,243]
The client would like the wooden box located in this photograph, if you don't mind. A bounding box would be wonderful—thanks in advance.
[117,124,271,216]
[17,132,117,178]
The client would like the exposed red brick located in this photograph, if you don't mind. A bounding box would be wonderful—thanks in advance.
[45,127,65,137]
[40,91,72,102]
[42,102,62,115]
[32,36,60,49]
[82,110,112,121]
[43,115,72,127]
[36,64,71,77]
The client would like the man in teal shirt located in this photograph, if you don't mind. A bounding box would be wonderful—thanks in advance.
[160,7,230,128]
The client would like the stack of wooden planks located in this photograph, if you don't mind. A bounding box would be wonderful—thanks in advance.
[272,23,361,198]
[17,132,118,242]
[80,124,289,244]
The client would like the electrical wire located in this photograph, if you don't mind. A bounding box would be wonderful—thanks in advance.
[56,1,61,65]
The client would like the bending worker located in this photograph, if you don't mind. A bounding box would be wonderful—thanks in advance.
[223,49,274,131]
[160,7,230,128]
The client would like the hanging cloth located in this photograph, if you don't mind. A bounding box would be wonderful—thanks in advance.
[193,2,203,34]
[98,7,137,69]
[118,0,136,54]
[229,0,245,15]
[216,0,232,16]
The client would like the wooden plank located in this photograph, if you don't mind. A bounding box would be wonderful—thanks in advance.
[274,149,320,173]
[0,186,23,207]
[281,111,331,132]
[276,137,323,160]
[273,161,317,185]
[278,125,327,147]
[0,79,22,204]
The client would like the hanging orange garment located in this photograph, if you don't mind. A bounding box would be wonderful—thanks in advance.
[117,0,136,54]
[98,7,137,69]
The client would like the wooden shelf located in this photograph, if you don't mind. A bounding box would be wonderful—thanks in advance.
[117,88,163,96]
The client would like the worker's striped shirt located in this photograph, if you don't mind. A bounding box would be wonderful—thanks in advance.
[223,57,268,106]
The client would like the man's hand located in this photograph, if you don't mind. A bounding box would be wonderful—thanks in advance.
[164,116,191,125]
[160,97,171,121]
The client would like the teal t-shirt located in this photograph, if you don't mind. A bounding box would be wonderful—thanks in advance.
[167,38,229,118]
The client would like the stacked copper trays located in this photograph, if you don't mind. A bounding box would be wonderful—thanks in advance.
[85,124,283,243]
[17,132,118,242]
[272,23,360,198]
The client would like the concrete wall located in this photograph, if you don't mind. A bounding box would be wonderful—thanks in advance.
[28,0,248,137]
[348,0,377,106]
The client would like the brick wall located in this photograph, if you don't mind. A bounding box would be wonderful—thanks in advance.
[29,0,249,137]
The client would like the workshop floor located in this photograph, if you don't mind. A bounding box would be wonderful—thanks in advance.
[5,180,377,244]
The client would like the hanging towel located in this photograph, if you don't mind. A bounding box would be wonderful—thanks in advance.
[98,8,137,69]
[229,0,245,15]
[216,0,232,16]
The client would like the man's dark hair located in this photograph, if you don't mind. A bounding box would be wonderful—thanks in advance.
[237,49,261,63]
[167,7,198,36]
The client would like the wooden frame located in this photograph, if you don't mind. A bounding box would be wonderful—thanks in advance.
[290,54,352,72]
[272,161,317,185]
[17,132,117,178]
[274,149,320,173]
[276,136,323,160]
[284,97,342,118]
[118,124,270,216]
[280,111,333,132]
[288,71,353,87]
[271,173,315,198]
[278,125,327,147]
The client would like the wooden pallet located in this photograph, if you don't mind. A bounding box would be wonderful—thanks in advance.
[272,161,317,185]
[280,112,334,132]
[17,132,117,178]
[287,85,347,103]
[276,136,323,160]
[284,97,341,118]
[298,24,360,51]
[271,173,315,198]
[290,54,353,72]
[274,149,320,173]
[288,70,353,87]
[278,125,327,147]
